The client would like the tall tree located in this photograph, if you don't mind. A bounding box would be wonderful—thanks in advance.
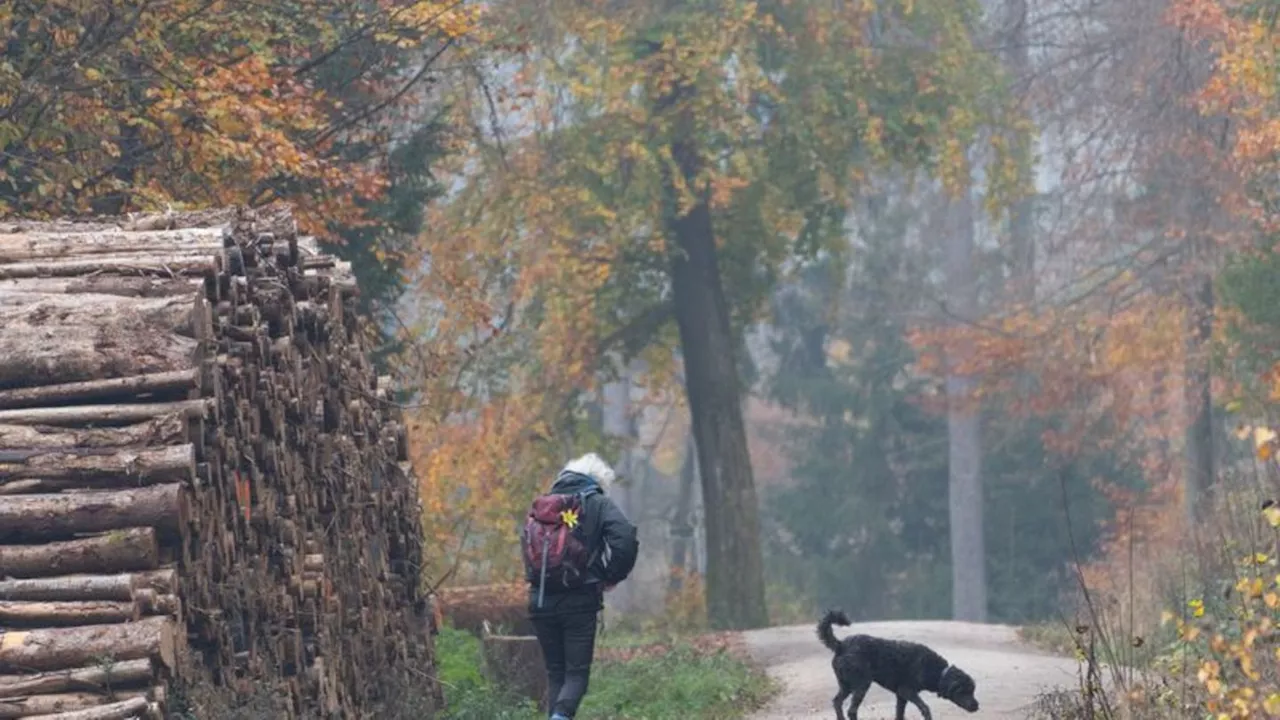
[941,175,987,622]
[424,0,1009,627]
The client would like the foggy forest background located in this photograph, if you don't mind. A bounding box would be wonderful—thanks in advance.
[6,0,1280,657]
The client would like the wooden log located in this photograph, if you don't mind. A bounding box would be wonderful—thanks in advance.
[0,528,159,578]
[0,445,194,483]
[21,696,150,720]
[0,418,188,451]
[0,293,199,392]
[0,616,176,673]
[0,276,205,298]
[0,371,199,411]
[0,400,210,427]
[119,207,239,232]
[132,569,176,596]
[0,658,153,699]
[130,590,178,617]
[0,601,140,627]
[0,228,230,261]
[0,691,146,719]
[0,485,185,541]
[0,254,220,280]
[0,574,139,602]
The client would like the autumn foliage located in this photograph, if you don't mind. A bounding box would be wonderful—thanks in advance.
[0,0,475,231]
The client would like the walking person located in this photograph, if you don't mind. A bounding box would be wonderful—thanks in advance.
[521,453,639,720]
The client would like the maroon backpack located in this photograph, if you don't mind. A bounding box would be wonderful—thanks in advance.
[522,490,597,607]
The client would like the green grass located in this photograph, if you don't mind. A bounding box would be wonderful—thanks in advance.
[436,626,777,720]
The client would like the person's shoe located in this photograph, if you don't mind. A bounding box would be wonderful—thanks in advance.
[550,714,570,720]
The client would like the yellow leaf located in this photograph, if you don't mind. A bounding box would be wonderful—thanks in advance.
[1266,592,1279,609]
[1256,426,1277,449]
[1258,552,1271,565]
[1266,506,1280,528]
[1262,693,1280,716]
[1250,577,1266,598]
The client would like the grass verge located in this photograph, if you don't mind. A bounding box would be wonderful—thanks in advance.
[436,625,777,719]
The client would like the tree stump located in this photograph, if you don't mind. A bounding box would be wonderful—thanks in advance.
[480,622,548,710]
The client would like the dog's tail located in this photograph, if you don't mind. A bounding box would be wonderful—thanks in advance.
[817,609,851,653]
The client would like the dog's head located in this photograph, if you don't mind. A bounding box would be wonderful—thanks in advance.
[938,665,979,712]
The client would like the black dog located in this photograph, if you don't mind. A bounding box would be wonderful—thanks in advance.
[818,609,980,720]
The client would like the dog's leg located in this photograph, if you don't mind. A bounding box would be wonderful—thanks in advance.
[908,694,933,720]
[846,682,870,720]
[894,695,908,720]
[832,685,849,720]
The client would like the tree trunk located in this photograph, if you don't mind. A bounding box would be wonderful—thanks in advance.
[0,527,159,578]
[0,616,176,673]
[0,658,154,699]
[1184,267,1215,519]
[0,293,198,392]
[943,182,988,623]
[1001,0,1036,306]
[0,484,185,542]
[664,132,768,630]
[600,357,640,614]
[668,433,697,592]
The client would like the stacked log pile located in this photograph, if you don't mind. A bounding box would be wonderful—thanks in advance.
[0,206,437,719]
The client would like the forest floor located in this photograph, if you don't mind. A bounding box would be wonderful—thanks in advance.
[742,620,1081,719]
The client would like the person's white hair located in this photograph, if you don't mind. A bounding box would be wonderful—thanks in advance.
[561,452,616,488]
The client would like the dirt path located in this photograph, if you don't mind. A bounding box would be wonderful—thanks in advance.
[742,620,1081,719]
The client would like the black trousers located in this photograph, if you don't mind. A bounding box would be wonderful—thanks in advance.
[531,609,598,718]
